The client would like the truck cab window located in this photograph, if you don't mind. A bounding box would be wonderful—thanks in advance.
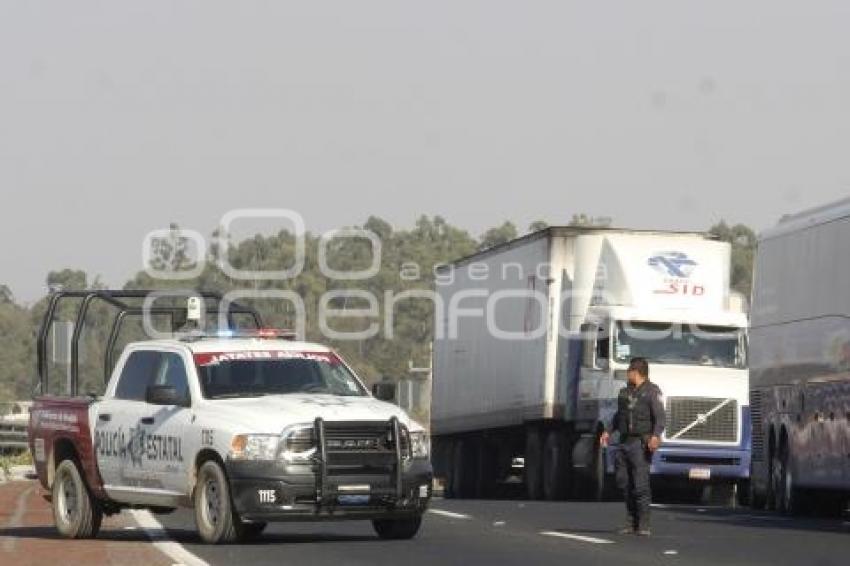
[114,350,161,401]
[596,326,610,364]
[155,353,191,405]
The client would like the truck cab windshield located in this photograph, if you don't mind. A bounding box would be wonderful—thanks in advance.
[196,357,368,399]
[613,321,746,369]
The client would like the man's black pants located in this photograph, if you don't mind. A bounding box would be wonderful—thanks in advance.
[615,437,652,529]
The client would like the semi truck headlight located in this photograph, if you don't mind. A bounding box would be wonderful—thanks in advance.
[229,434,280,461]
[409,431,430,459]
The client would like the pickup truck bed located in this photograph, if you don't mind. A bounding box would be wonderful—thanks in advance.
[29,396,105,500]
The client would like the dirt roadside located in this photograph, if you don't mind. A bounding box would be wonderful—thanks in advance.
[0,479,172,566]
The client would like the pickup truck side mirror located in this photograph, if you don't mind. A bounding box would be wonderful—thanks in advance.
[372,382,397,402]
[146,385,186,407]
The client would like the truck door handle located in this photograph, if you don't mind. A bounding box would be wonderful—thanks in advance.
[140,417,155,425]
[98,414,111,422]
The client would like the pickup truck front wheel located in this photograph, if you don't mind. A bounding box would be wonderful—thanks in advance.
[194,460,242,544]
[53,459,102,539]
[372,515,423,540]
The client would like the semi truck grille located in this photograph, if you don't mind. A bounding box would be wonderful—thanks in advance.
[665,397,738,443]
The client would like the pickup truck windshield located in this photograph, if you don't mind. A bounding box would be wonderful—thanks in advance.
[194,351,367,399]
[614,321,746,369]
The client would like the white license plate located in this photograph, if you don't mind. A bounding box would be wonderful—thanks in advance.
[688,467,711,480]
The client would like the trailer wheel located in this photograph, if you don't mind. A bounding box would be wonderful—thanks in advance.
[475,438,498,498]
[452,439,478,498]
[525,428,544,500]
[53,459,102,539]
[771,438,805,514]
[575,435,614,502]
[542,431,570,500]
[372,515,423,540]
[194,460,240,544]
[443,440,456,499]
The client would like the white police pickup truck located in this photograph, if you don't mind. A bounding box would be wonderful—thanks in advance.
[30,326,432,544]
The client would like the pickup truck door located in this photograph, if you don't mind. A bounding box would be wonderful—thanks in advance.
[95,350,162,496]
[140,351,193,495]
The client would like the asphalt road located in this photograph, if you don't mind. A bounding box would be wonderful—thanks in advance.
[151,498,850,566]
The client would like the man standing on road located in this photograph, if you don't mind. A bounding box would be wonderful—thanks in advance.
[600,357,665,536]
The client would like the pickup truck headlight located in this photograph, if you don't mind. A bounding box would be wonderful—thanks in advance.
[229,434,280,461]
[280,424,316,464]
[409,430,430,459]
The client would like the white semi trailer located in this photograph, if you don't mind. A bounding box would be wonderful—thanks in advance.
[432,227,750,500]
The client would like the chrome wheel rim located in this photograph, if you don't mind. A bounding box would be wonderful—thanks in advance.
[203,478,221,527]
[57,469,79,525]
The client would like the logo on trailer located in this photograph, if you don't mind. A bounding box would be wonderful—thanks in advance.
[648,251,698,278]
[648,251,705,296]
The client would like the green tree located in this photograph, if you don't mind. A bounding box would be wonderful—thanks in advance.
[528,220,549,232]
[709,221,756,296]
[568,213,612,228]
[0,285,13,304]
[148,223,199,274]
[478,221,518,251]
[46,269,88,291]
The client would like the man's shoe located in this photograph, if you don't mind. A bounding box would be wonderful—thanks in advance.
[617,526,635,535]
[636,528,652,536]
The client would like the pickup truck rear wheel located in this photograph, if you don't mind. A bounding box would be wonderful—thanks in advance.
[53,459,102,539]
[372,515,423,540]
[194,460,240,544]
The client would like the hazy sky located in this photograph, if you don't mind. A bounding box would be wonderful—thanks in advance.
[2,1,849,302]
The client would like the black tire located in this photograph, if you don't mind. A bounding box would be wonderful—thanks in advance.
[194,460,240,544]
[372,515,423,540]
[237,522,267,540]
[735,480,751,508]
[542,431,570,501]
[748,473,767,510]
[475,438,499,498]
[587,437,613,502]
[525,428,544,500]
[52,459,102,539]
[443,440,456,499]
[772,439,805,515]
[452,439,478,498]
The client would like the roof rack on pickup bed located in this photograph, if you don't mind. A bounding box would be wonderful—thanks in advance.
[37,290,264,396]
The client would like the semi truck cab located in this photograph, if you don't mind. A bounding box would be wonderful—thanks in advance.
[578,307,750,492]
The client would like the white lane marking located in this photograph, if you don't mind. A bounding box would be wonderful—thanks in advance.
[131,510,209,566]
[493,521,506,527]
[428,509,472,520]
[651,504,669,509]
[664,550,679,556]
[540,531,614,545]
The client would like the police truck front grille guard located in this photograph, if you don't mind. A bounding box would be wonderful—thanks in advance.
[313,417,405,506]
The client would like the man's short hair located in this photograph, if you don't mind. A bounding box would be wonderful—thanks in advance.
[628,357,649,377]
